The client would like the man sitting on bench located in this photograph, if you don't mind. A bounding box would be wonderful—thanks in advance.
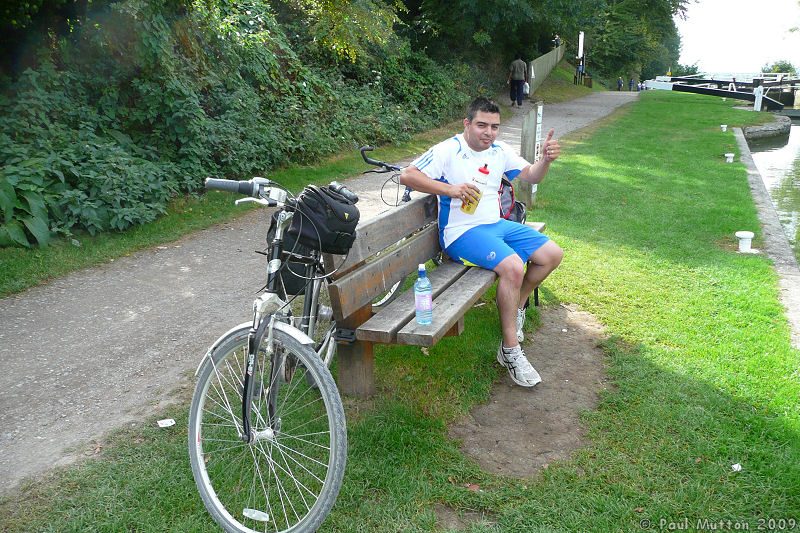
[400,96,563,387]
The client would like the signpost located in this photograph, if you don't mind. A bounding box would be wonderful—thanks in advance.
[574,31,586,86]
[519,103,544,206]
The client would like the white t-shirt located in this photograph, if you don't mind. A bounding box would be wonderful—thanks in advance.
[412,133,530,247]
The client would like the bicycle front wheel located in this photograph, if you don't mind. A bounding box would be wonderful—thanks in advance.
[189,325,347,533]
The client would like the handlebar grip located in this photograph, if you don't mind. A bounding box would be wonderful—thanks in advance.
[359,145,382,167]
[329,181,359,204]
[205,178,255,196]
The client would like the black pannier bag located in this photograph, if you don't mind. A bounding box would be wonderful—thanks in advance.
[288,185,360,255]
[498,176,527,223]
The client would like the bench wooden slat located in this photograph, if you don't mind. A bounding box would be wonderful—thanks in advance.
[396,267,497,347]
[526,221,545,232]
[325,195,438,276]
[355,261,470,344]
[327,225,440,321]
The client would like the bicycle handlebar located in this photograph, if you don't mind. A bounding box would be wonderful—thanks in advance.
[359,146,381,167]
[359,145,402,173]
[206,177,359,206]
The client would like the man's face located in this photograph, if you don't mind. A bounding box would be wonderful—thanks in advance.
[463,111,500,152]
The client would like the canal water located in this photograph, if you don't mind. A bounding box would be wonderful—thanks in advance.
[749,123,800,260]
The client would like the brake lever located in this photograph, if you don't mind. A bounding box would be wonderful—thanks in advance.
[235,197,277,207]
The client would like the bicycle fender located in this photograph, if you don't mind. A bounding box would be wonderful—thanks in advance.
[271,320,315,345]
[195,321,316,377]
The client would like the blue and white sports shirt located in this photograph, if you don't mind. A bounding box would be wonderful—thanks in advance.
[411,133,530,247]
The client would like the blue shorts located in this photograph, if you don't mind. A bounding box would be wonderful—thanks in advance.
[443,219,550,270]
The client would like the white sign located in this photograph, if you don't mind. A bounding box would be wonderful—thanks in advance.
[533,104,543,196]
[577,31,584,59]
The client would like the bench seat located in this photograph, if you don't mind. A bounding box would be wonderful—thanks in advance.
[355,220,546,348]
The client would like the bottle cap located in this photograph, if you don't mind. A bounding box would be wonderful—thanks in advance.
[418,263,426,271]
[479,164,489,174]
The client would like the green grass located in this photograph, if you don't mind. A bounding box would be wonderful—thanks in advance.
[532,60,604,104]
[4,91,799,532]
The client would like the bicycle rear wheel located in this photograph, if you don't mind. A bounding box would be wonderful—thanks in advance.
[189,325,347,533]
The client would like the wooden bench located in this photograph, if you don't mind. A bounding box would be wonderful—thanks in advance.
[323,194,545,398]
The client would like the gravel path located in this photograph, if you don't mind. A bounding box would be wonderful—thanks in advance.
[0,90,639,495]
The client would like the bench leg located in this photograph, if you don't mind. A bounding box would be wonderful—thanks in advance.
[337,341,375,398]
[336,305,376,398]
[443,316,465,338]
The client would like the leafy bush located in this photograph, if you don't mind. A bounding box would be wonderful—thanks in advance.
[0,0,492,247]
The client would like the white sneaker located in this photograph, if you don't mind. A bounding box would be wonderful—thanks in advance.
[516,307,526,343]
[497,343,541,387]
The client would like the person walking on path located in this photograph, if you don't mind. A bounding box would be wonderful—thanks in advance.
[507,53,528,107]
[400,97,563,387]
[617,77,623,91]
[629,78,635,91]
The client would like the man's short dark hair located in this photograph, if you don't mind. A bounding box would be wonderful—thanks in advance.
[466,97,500,122]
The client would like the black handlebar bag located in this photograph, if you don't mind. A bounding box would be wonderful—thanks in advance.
[267,212,314,295]
[288,185,360,255]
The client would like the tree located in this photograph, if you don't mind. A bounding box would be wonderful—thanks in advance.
[761,60,798,76]
[587,0,689,80]
[277,0,403,63]
[399,0,538,57]
[672,62,699,76]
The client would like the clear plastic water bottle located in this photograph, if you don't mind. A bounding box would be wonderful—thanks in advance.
[414,263,433,325]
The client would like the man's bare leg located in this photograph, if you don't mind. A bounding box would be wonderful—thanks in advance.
[495,240,563,347]
[519,240,563,306]
[494,255,525,347]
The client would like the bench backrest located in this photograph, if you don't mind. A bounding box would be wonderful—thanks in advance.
[324,195,440,322]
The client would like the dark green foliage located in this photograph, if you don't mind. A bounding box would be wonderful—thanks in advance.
[1,0,490,247]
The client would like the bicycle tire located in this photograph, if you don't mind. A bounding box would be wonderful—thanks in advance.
[371,279,403,310]
[308,279,337,369]
[189,324,347,533]
[371,251,445,311]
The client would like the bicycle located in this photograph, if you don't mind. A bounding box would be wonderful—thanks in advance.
[189,176,357,533]
[359,146,447,308]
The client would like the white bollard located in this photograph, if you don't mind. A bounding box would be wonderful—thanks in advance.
[735,231,754,253]
[725,153,735,163]
[721,124,727,132]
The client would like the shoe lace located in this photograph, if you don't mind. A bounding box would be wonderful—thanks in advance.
[508,349,533,374]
